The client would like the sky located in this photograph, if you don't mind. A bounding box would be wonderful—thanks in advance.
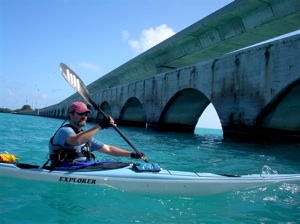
[0,0,242,129]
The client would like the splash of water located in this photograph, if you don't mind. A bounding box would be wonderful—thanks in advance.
[261,165,278,175]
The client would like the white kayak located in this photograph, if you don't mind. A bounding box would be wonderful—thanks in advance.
[0,162,299,196]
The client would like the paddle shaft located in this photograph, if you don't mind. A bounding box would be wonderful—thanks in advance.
[60,63,147,162]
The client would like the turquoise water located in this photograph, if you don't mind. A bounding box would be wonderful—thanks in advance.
[0,113,299,223]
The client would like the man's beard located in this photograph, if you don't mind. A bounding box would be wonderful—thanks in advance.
[78,119,86,127]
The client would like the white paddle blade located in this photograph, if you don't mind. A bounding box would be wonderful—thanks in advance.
[66,68,81,92]
[60,63,93,106]
[60,63,82,92]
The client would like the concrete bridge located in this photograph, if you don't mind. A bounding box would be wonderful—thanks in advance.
[39,0,300,141]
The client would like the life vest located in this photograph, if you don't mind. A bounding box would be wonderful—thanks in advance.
[49,124,94,163]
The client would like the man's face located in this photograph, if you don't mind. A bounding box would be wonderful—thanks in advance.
[70,111,89,127]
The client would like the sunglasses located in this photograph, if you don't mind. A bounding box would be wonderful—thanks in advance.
[74,112,89,116]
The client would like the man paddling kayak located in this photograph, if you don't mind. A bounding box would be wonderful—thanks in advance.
[49,101,147,167]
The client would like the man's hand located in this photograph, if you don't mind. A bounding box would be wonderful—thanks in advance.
[131,152,147,161]
[98,116,113,129]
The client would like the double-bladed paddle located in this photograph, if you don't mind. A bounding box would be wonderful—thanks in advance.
[59,63,147,162]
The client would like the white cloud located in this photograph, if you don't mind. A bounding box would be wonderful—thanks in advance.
[78,62,100,72]
[127,24,175,54]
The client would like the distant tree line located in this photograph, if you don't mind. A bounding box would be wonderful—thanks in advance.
[0,105,34,113]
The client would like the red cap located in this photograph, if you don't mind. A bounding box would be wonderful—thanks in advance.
[68,102,91,113]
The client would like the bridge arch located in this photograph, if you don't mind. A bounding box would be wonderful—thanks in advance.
[257,78,300,132]
[61,108,66,118]
[96,101,112,121]
[158,88,211,132]
[118,97,146,127]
